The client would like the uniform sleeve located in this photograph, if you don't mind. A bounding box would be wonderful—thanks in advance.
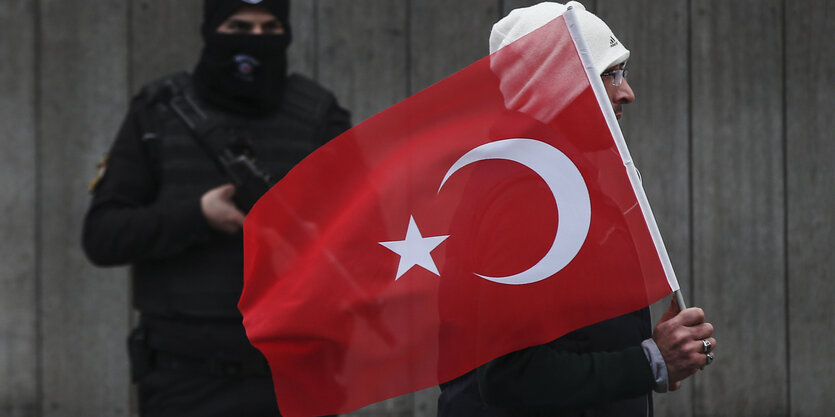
[81,101,214,266]
[476,343,655,413]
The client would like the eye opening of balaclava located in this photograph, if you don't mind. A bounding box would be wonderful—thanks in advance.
[194,0,292,117]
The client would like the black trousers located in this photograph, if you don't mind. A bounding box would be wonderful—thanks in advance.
[138,367,281,417]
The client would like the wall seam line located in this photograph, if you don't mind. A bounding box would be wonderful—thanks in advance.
[313,0,320,81]
[126,3,136,416]
[406,0,413,96]
[33,0,44,415]
[687,0,696,412]
[781,0,791,414]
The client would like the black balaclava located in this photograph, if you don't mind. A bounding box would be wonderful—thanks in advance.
[194,0,292,116]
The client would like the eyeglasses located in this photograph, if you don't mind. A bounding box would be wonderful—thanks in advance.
[600,68,628,86]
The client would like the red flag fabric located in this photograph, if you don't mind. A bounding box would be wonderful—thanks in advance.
[240,14,676,417]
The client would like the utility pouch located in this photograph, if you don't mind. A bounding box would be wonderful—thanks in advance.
[127,326,154,382]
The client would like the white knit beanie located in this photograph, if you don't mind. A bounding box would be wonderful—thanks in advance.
[489,1,629,74]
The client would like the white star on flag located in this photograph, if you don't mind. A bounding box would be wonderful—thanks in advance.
[379,216,449,280]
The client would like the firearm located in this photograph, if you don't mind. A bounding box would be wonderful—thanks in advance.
[217,145,276,213]
[168,90,276,213]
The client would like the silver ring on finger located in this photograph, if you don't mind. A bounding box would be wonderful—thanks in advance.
[700,352,714,370]
[701,338,712,354]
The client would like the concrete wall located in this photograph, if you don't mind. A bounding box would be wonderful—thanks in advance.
[0,0,832,416]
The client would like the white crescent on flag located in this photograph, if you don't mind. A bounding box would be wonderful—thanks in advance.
[439,138,591,285]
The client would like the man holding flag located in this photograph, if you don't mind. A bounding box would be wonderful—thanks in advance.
[438,3,715,416]
[240,1,715,416]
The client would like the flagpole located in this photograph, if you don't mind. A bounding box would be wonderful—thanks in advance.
[565,7,684,310]
[674,289,687,310]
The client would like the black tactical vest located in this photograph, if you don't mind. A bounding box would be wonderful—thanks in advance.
[131,72,336,320]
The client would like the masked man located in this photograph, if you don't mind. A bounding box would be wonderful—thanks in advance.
[83,1,350,416]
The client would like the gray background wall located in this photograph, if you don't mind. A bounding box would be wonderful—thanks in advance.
[1,0,832,416]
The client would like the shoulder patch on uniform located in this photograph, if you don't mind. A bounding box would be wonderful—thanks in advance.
[88,154,109,193]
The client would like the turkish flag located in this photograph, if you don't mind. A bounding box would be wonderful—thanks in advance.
[240,14,677,417]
